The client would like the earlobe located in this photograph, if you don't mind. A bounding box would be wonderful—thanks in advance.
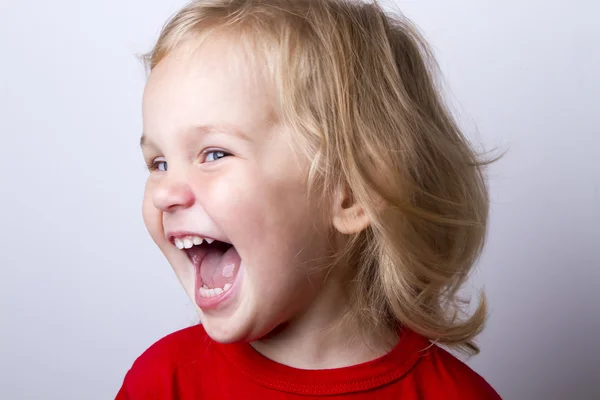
[332,185,371,234]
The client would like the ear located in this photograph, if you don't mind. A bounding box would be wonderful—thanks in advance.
[332,185,371,234]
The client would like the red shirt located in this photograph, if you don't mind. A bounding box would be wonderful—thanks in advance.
[116,325,501,399]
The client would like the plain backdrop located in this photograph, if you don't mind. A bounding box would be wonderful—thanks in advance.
[1,0,598,399]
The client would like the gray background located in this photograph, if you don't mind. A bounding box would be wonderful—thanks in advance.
[1,0,598,399]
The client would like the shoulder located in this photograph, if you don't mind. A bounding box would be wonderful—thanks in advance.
[412,342,502,399]
[116,324,212,399]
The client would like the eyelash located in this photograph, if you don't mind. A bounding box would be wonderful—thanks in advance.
[145,150,231,172]
[146,160,166,172]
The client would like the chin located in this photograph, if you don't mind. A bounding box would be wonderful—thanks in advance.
[198,301,280,345]
[199,312,253,343]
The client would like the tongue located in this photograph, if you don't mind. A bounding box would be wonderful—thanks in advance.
[200,246,240,289]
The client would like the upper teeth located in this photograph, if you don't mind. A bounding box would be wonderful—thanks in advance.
[174,236,214,249]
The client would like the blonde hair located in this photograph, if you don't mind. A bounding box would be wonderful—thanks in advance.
[144,0,493,355]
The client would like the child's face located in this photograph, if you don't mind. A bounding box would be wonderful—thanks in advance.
[141,37,334,342]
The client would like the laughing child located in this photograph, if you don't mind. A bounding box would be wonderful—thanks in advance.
[117,0,502,398]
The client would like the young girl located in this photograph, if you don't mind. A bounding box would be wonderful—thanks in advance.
[117,0,501,398]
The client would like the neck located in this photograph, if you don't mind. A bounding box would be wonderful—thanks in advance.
[250,280,398,370]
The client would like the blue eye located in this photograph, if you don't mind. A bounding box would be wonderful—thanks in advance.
[205,150,230,162]
[147,157,167,172]
[155,161,168,171]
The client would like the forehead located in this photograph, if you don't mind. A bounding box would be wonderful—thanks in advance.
[142,34,277,140]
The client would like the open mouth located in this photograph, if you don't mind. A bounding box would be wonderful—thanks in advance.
[172,235,240,299]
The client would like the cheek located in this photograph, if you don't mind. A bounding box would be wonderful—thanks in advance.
[211,167,308,225]
[204,167,325,268]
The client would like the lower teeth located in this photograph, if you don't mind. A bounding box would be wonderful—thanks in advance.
[198,283,232,298]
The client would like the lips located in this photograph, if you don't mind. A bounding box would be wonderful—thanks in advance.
[166,230,241,309]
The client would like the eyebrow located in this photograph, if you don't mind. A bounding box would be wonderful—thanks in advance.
[140,124,253,148]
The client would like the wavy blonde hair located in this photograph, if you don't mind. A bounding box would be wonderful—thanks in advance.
[144,0,493,355]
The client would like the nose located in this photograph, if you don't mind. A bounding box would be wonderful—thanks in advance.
[152,174,195,212]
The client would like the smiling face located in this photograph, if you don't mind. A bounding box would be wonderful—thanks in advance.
[140,35,337,343]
